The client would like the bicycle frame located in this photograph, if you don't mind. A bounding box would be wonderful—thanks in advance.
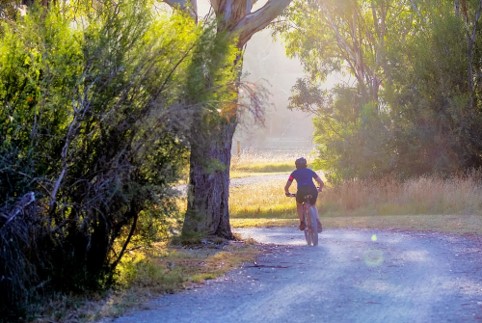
[288,193,319,246]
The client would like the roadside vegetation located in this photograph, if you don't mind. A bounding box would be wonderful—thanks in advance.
[230,153,482,235]
[26,239,261,322]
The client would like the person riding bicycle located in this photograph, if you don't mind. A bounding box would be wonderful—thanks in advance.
[284,157,324,231]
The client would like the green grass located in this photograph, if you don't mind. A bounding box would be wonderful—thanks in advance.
[230,176,294,219]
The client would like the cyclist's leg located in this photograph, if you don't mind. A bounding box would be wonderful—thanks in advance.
[295,190,307,230]
[296,202,305,230]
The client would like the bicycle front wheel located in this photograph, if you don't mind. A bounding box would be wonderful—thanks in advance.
[304,225,312,246]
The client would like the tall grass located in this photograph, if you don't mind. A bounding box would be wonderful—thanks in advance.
[229,152,482,233]
[229,153,482,218]
[320,175,482,216]
[230,177,294,219]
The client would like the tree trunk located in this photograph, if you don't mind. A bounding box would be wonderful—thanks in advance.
[183,117,237,239]
[170,0,293,240]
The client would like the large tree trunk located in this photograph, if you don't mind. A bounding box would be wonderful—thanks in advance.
[183,118,236,239]
[170,0,292,240]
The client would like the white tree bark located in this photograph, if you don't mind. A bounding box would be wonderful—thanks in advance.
[231,0,292,46]
[165,0,292,47]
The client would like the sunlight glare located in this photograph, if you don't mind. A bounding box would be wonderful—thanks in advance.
[363,249,384,267]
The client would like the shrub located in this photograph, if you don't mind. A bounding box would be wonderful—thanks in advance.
[0,1,197,317]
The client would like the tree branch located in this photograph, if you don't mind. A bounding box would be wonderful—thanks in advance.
[0,192,35,230]
[232,0,292,46]
[163,0,198,21]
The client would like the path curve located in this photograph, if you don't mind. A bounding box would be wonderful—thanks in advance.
[108,228,482,323]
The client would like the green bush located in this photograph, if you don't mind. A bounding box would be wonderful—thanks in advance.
[0,1,197,317]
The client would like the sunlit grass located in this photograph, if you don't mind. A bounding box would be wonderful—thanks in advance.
[230,150,312,178]
[231,218,296,228]
[230,177,294,219]
[319,175,482,217]
[32,240,261,322]
[115,242,259,291]
[232,162,292,175]
[229,159,482,235]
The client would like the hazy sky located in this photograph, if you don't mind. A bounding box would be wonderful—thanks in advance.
[196,1,315,151]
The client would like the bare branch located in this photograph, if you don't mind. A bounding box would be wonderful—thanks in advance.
[233,0,292,46]
[164,0,198,21]
[0,192,35,230]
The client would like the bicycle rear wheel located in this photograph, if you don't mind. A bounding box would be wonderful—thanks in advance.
[303,209,312,245]
[309,207,318,246]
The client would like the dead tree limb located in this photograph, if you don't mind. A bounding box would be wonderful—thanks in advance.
[0,192,35,230]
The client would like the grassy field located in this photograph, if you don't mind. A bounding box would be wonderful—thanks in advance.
[230,152,482,235]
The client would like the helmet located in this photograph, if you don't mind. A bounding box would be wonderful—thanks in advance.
[295,157,307,169]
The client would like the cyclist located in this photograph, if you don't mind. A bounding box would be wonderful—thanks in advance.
[284,157,324,231]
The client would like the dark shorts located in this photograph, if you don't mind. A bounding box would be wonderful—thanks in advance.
[296,186,318,205]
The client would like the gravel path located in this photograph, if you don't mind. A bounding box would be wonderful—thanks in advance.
[108,227,482,323]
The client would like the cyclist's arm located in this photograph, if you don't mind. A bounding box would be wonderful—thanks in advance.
[284,179,293,196]
[314,175,324,190]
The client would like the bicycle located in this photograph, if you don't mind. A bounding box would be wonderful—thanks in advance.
[287,191,321,246]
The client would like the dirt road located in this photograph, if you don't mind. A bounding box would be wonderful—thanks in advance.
[110,227,482,323]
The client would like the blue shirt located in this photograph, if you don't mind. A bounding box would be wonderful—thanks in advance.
[288,168,317,189]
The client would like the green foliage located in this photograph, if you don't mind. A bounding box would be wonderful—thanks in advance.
[280,0,482,181]
[0,4,81,202]
[185,23,240,123]
[0,0,199,317]
[384,10,482,176]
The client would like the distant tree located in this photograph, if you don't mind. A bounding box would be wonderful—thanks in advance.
[277,0,403,181]
[385,1,482,175]
[279,0,482,181]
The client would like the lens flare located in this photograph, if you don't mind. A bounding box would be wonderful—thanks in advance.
[363,249,384,267]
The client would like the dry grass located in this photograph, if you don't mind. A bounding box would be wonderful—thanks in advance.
[319,176,482,217]
[231,151,311,166]
[230,177,294,219]
[29,241,261,322]
[229,153,482,235]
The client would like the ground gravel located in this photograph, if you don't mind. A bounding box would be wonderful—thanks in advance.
[107,227,482,323]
